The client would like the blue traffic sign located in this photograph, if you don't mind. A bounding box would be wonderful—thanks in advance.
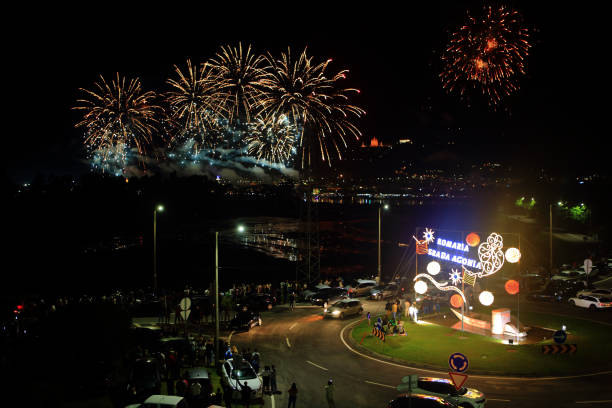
[449,352,469,373]
[553,330,567,344]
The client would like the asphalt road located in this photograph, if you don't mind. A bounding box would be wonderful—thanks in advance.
[231,298,612,408]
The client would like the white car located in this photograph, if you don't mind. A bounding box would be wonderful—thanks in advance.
[221,358,263,400]
[346,279,377,297]
[569,294,612,310]
[577,288,612,298]
[125,395,187,408]
[397,375,486,408]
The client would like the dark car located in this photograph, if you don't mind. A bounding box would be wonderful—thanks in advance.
[388,394,458,408]
[128,358,162,400]
[185,367,214,405]
[238,294,276,312]
[156,337,195,364]
[230,310,262,331]
[527,279,587,302]
[311,287,349,306]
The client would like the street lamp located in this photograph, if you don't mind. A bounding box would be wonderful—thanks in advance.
[214,224,246,366]
[377,203,390,284]
[153,204,164,296]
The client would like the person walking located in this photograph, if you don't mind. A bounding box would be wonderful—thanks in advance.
[325,379,335,408]
[287,383,298,408]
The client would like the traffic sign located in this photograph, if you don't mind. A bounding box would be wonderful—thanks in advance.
[180,309,191,321]
[553,330,567,344]
[448,352,469,373]
[449,372,468,390]
[541,344,577,354]
[179,297,191,311]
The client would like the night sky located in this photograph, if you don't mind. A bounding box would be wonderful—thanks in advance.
[5,2,606,183]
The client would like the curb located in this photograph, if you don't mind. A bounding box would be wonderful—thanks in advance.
[340,319,612,381]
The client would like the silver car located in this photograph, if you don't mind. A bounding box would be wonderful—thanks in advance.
[323,299,363,319]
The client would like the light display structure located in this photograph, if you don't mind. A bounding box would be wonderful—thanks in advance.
[412,227,524,339]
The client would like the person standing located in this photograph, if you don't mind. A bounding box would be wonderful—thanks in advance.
[366,311,371,325]
[287,383,298,408]
[404,298,411,318]
[270,365,278,394]
[262,366,271,394]
[391,300,398,320]
[222,383,233,408]
[289,292,295,311]
[239,381,252,408]
[325,379,335,408]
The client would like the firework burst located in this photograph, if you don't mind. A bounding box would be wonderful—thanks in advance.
[245,114,298,165]
[165,60,226,154]
[260,47,365,168]
[73,74,163,171]
[207,43,268,124]
[440,5,531,105]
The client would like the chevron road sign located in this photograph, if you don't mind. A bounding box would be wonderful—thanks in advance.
[541,344,577,354]
[373,327,385,342]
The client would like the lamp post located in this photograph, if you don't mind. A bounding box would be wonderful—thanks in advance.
[377,203,389,285]
[214,224,246,367]
[153,204,164,296]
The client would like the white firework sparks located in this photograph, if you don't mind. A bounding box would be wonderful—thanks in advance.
[423,228,435,243]
[449,269,462,286]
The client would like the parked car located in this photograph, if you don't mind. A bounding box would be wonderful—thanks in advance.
[221,357,263,401]
[346,279,377,297]
[125,394,188,408]
[388,394,458,408]
[527,280,587,302]
[576,288,612,298]
[127,358,162,401]
[370,283,399,300]
[185,366,213,405]
[323,299,363,319]
[237,294,276,311]
[569,294,612,310]
[311,287,349,306]
[551,269,585,281]
[155,337,195,364]
[230,310,262,331]
[301,284,331,301]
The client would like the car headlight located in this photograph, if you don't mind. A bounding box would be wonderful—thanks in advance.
[332,310,340,315]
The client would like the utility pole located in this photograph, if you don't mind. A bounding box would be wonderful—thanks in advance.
[377,205,382,285]
[549,204,553,279]
[214,231,220,367]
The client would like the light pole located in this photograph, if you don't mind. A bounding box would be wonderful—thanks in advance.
[549,203,553,278]
[153,204,164,296]
[377,203,390,285]
[214,224,246,367]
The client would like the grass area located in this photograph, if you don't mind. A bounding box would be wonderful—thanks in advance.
[352,310,612,376]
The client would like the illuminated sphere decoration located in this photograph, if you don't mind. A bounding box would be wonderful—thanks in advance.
[505,247,521,263]
[479,291,494,306]
[466,232,480,247]
[427,261,441,276]
[505,279,519,295]
[450,294,464,309]
[414,280,428,295]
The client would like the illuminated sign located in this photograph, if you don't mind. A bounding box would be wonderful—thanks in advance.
[435,238,470,253]
[427,248,481,269]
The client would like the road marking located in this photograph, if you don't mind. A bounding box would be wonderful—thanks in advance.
[306,360,328,371]
[289,322,298,331]
[339,319,612,381]
[228,330,235,344]
[286,337,291,348]
[270,393,276,408]
[365,380,395,389]
[488,398,511,402]
[576,400,612,404]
